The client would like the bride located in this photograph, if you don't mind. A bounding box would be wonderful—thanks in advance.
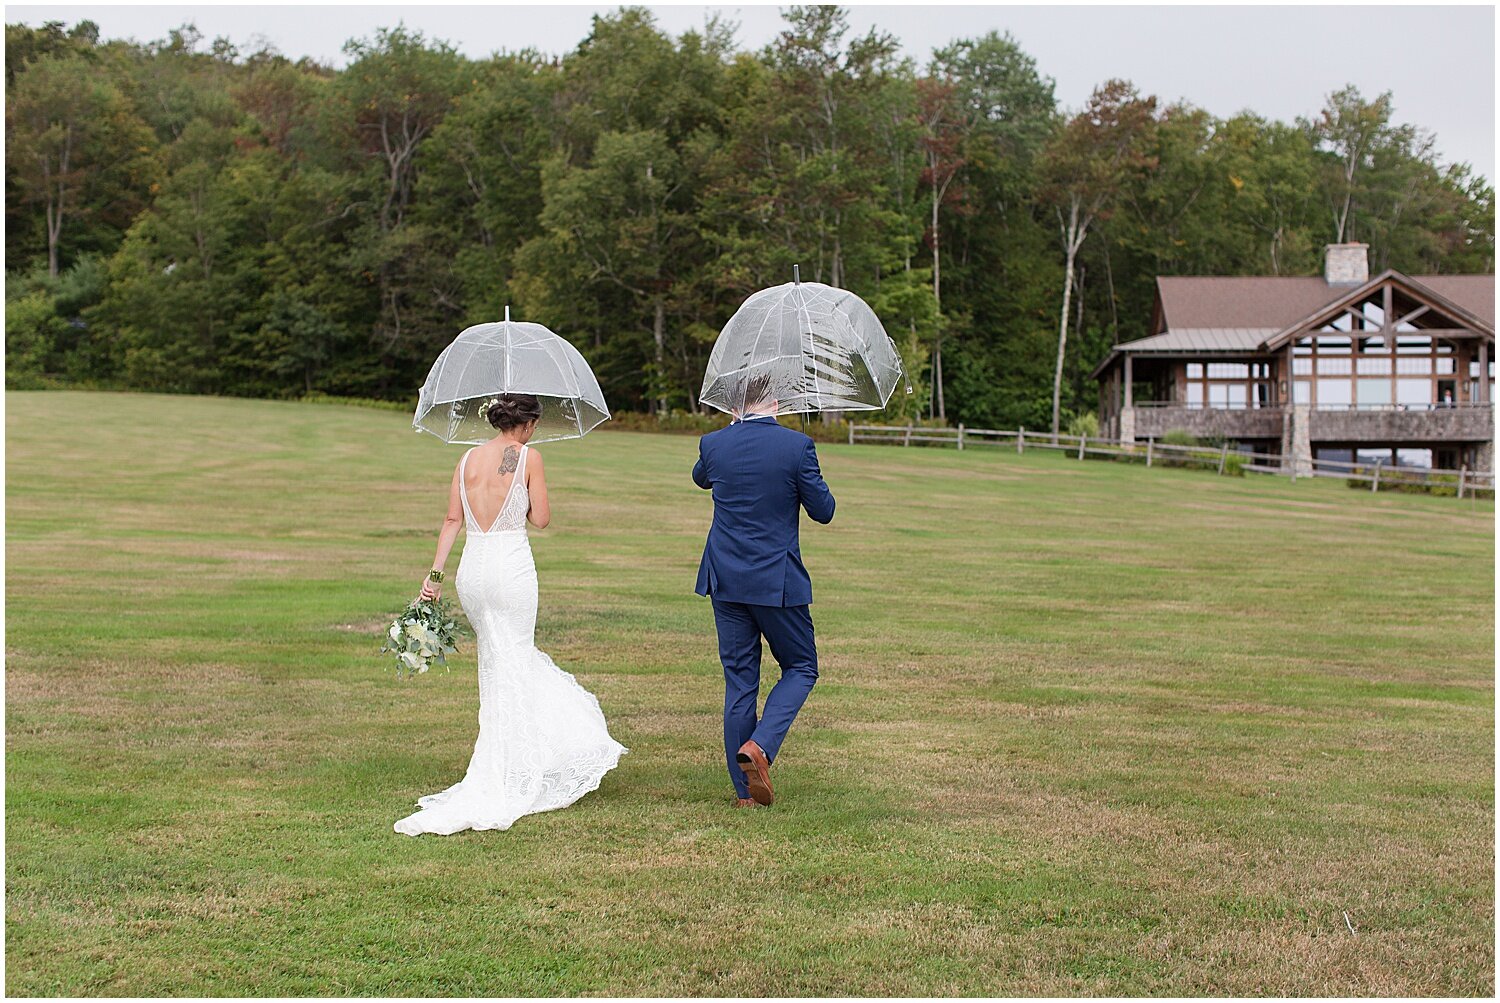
[395,393,626,836]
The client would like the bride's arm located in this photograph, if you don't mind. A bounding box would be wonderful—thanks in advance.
[420,462,465,600]
[526,450,551,529]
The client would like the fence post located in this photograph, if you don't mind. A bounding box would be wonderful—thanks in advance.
[1146,437,1154,468]
[1459,465,1467,499]
[1218,442,1229,475]
[957,423,965,451]
[1371,459,1382,493]
[1078,435,1086,460]
[904,424,913,447]
[1017,427,1025,455]
[848,423,854,446]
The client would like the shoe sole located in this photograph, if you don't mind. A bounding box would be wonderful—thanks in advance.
[737,752,774,806]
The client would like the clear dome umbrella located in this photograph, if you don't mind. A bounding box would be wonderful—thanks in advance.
[699,266,910,417]
[413,308,610,444]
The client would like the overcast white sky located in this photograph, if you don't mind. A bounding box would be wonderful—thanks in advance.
[9,4,1496,180]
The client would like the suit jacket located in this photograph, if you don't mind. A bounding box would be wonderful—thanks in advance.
[693,415,836,606]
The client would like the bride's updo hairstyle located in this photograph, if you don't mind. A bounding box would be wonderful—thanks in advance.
[485,393,544,432]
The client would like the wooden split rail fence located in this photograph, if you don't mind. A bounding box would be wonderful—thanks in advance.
[847,424,1496,498]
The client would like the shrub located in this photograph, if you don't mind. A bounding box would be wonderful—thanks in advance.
[5,291,68,387]
[1159,428,1199,447]
[1066,411,1100,439]
[300,391,412,413]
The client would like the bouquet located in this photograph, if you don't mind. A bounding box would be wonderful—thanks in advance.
[381,597,469,677]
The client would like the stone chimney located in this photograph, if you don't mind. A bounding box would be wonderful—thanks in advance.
[1324,242,1369,285]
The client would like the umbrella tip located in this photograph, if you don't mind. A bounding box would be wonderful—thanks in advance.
[504,305,511,322]
[793,264,800,285]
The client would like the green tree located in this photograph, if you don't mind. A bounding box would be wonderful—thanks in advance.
[517,130,697,412]
[1040,80,1157,437]
[323,27,467,382]
[6,53,154,275]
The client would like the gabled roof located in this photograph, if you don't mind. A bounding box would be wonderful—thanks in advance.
[1092,269,1495,378]
[1400,275,1494,328]
[1259,269,1495,351]
[1156,277,1338,331]
[1155,272,1495,332]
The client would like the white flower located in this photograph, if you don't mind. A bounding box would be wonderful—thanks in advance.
[407,623,440,649]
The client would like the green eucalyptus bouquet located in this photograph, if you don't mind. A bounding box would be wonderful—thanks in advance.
[381,597,469,677]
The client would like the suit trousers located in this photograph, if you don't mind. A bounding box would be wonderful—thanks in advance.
[711,598,819,799]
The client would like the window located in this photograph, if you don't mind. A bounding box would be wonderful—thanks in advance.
[1396,448,1432,468]
[1359,336,1388,354]
[1396,357,1432,375]
[1183,358,1270,410]
[1437,357,1456,375]
[1208,383,1247,409]
[1318,379,1352,408]
[1294,381,1311,404]
[1396,379,1431,407]
[1356,357,1392,375]
[1316,336,1352,355]
[1318,357,1352,375]
[1357,379,1392,408]
[1293,358,1313,375]
[1397,336,1432,355]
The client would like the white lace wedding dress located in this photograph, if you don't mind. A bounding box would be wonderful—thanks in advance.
[395,445,626,836]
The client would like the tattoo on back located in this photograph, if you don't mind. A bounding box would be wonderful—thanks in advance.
[499,445,519,476]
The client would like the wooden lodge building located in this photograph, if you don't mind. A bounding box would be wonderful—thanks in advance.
[1093,244,1495,473]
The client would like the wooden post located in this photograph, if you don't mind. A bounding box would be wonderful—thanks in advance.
[904,424,913,447]
[848,423,854,445]
[1078,435,1086,460]
[1371,459,1381,493]
[1017,427,1025,454]
[1481,340,1490,403]
[957,423,965,451]
[1146,437,1154,467]
[1218,442,1229,475]
[1459,465,1468,499]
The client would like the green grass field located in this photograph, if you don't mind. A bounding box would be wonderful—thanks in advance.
[6,390,1495,995]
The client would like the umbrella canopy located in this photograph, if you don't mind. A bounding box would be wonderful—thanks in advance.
[699,268,908,417]
[414,310,610,444]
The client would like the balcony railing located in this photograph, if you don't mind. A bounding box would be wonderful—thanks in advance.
[1124,400,1493,443]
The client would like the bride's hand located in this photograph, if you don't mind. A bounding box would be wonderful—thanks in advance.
[420,579,441,601]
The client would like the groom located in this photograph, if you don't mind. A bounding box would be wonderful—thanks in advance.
[692,375,836,807]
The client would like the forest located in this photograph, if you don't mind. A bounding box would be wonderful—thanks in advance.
[6,7,1495,431]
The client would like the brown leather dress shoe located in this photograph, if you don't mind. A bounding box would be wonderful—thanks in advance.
[736,740,774,806]
[733,797,758,808]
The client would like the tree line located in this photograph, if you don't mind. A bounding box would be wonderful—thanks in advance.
[6,8,1494,432]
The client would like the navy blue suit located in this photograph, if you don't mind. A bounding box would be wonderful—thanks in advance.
[692,415,835,798]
